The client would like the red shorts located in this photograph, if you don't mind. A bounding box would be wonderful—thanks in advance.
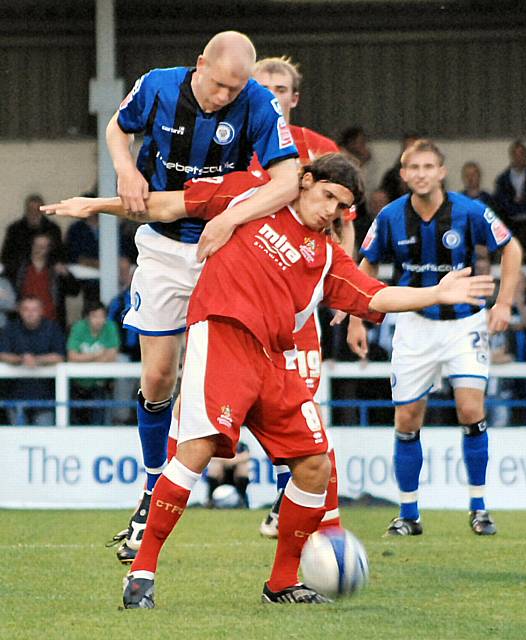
[178,318,328,462]
[294,314,322,397]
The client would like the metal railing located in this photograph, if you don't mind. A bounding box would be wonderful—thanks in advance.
[1,360,525,427]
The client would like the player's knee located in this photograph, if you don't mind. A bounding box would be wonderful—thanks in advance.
[457,404,484,425]
[141,367,176,399]
[291,453,330,494]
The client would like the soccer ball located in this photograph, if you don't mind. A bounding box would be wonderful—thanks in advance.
[211,484,241,508]
[300,527,369,598]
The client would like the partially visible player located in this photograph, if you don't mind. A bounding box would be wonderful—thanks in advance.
[348,139,522,536]
[103,31,298,562]
[252,56,355,538]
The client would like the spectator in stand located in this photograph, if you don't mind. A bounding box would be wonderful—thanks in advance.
[67,300,120,425]
[338,126,371,168]
[380,133,420,203]
[65,211,100,301]
[206,441,251,508]
[494,140,526,249]
[108,257,140,362]
[0,295,65,425]
[108,257,140,424]
[14,232,80,330]
[1,193,65,282]
[0,274,16,329]
[461,161,499,211]
[119,220,139,264]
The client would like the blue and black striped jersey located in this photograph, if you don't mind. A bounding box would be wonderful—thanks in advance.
[118,67,298,243]
[360,192,512,320]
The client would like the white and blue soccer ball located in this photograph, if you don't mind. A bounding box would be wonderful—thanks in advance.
[300,527,369,598]
[211,484,241,509]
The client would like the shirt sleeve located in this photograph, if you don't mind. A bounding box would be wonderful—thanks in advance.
[49,322,66,356]
[323,243,387,323]
[469,200,512,252]
[117,71,157,134]
[359,210,389,264]
[66,322,82,352]
[183,172,267,219]
[104,321,121,350]
[248,83,298,169]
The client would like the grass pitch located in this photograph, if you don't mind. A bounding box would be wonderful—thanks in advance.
[2,507,524,640]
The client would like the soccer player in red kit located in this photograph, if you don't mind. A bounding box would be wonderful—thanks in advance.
[252,57,355,536]
[44,154,494,607]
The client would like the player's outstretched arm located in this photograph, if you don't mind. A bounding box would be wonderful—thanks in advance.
[41,192,186,223]
[369,267,495,313]
[196,158,299,261]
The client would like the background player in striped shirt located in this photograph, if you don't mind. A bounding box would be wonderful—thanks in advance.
[252,56,356,538]
[349,139,522,536]
[104,31,299,561]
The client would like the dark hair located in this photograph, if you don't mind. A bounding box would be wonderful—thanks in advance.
[338,126,366,148]
[82,299,106,317]
[18,294,42,306]
[302,152,364,205]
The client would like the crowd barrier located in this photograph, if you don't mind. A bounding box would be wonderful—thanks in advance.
[1,360,526,427]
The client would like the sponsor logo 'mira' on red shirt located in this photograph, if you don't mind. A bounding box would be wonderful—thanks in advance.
[183,172,386,362]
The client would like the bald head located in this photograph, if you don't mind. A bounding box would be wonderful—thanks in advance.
[202,31,256,77]
[192,31,257,113]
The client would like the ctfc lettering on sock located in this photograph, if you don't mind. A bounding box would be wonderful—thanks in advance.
[156,499,184,514]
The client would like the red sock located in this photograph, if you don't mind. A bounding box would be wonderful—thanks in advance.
[268,493,325,592]
[167,436,178,461]
[131,475,190,574]
[318,448,341,530]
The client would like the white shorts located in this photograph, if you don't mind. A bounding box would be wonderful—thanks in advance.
[390,309,489,405]
[123,225,204,335]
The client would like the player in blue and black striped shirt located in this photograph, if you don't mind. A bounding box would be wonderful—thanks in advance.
[105,31,299,562]
[350,139,522,536]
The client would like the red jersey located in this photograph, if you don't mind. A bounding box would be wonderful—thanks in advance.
[184,173,385,363]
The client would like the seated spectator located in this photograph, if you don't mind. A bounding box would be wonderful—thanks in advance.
[0,274,16,329]
[1,193,65,282]
[108,257,140,424]
[65,214,100,301]
[494,139,526,248]
[119,220,139,264]
[14,232,80,330]
[108,257,140,362]
[461,161,499,211]
[67,300,120,425]
[206,441,251,508]
[380,132,420,202]
[0,295,65,425]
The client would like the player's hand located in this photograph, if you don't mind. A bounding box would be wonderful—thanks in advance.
[488,302,512,334]
[117,168,149,213]
[330,310,348,326]
[437,267,495,306]
[347,316,369,359]
[41,197,95,219]
[197,214,237,262]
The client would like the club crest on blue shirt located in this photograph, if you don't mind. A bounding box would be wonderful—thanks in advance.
[133,291,142,311]
[214,122,235,145]
[442,229,461,249]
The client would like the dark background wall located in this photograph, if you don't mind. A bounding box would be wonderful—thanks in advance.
[1,0,525,140]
